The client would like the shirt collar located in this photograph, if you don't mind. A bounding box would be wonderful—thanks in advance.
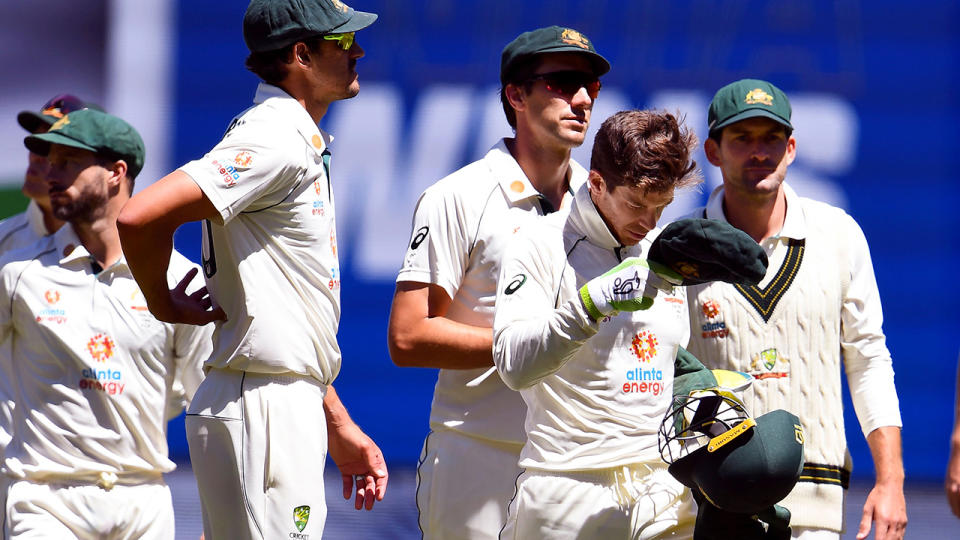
[569,182,621,250]
[488,139,588,208]
[25,200,51,236]
[51,225,129,273]
[703,182,806,241]
[253,82,333,155]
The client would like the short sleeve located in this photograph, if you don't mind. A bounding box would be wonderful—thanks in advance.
[396,187,472,300]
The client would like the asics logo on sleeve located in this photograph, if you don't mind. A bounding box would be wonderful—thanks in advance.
[504,274,527,295]
[410,227,429,249]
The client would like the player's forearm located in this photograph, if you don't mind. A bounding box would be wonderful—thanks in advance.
[866,426,905,488]
[323,385,354,430]
[117,215,178,314]
[388,313,493,369]
[493,298,597,390]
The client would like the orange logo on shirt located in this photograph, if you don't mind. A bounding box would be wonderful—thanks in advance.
[510,181,525,193]
[87,333,116,363]
[631,330,658,363]
[234,151,253,167]
[330,229,338,257]
[701,300,720,319]
[44,289,61,304]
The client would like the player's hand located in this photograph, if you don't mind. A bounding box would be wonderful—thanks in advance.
[856,481,907,539]
[578,257,674,321]
[945,434,960,518]
[328,420,388,510]
[146,268,226,325]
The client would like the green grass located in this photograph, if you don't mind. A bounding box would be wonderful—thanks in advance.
[0,185,28,220]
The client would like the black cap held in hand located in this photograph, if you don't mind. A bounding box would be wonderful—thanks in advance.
[648,218,767,286]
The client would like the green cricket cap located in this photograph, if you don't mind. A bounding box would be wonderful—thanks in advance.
[648,218,767,286]
[668,409,804,515]
[24,109,146,179]
[500,26,610,85]
[708,78,793,135]
[17,93,104,135]
[243,0,378,53]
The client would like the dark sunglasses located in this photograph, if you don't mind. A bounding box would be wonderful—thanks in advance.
[526,71,602,100]
[40,94,88,119]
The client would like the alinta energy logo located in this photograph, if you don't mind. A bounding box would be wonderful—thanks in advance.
[623,330,665,396]
[700,299,729,339]
[36,289,67,324]
[87,333,116,363]
[44,289,60,304]
[630,330,658,363]
[80,333,125,395]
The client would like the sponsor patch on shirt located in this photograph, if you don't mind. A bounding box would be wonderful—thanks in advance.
[747,348,790,380]
[699,298,729,339]
[211,159,241,187]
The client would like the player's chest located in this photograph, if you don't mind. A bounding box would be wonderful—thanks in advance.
[15,270,168,357]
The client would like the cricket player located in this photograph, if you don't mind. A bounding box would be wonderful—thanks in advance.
[684,79,906,540]
[117,1,387,538]
[1,94,104,254]
[492,110,702,539]
[0,108,212,538]
[387,26,609,538]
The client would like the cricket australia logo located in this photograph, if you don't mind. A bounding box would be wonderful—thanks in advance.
[293,505,311,533]
[561,28,590,49]
[87,333,116,363]
[745,88,774,106]
[630,330,658,363]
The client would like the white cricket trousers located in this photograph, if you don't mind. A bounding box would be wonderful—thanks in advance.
[416,428,524,539]
[4,477,173,539]
[500,462,696,540]
[186,368,328,540]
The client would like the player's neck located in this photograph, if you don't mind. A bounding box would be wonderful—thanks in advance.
[721,186,787,243]
[507,136,572,211]
[71,198,128,270]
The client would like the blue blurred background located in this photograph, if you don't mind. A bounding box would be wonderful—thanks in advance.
[1,0,958,486]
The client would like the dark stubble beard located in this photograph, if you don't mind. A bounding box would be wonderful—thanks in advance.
[51,180,109,224]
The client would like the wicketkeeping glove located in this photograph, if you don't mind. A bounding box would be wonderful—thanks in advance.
[579,257,677,321]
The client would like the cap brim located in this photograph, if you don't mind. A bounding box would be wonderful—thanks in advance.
[24,131,98,157]
[712,109,792,132]
[331,10,377,33]
[17,111,56,134]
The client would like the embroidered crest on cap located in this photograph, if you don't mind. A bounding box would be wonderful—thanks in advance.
[50,116,71,131]
[330,0,349,13]
[561,28,590,49]
[744,88,774,106]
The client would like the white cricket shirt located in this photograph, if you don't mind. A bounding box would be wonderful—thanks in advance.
[0,202,54,458]
[0,201,50,254]
[493,184,691,470]
[397,140,586,443]
[180,83,342,384]
[0,225,211,482]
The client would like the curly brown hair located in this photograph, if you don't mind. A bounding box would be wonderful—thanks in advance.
[590,110,702,193]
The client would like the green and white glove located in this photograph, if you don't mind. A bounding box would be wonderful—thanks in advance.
[579,257,678,321]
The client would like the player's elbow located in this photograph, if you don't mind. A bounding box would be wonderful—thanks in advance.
[387,322,420,367]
